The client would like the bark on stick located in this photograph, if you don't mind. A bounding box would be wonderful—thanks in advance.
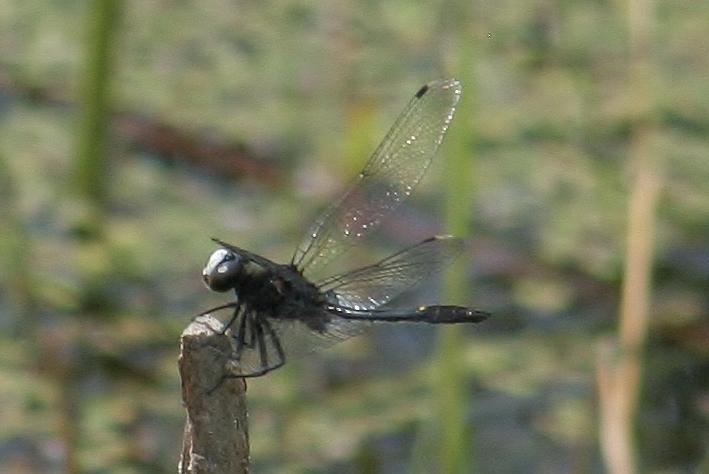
[179,316,249,474]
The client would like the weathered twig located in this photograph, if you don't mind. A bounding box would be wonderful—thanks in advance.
[179,316,250,474]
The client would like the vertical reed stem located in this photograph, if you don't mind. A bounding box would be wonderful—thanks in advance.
[74,0,123,235]
[58,2,124,471]
[597,0,661,472]
[434,1,479,471]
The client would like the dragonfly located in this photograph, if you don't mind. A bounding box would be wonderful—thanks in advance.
[200,79,490,380]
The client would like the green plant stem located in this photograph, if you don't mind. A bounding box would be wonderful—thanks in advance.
[74,0,123,237]
[434,2,479,471]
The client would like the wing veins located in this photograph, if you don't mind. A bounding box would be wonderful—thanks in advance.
[318,236,465,310]
[292,79,462,277]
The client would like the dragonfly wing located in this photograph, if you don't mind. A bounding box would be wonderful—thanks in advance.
[317,235,465,310]
[212,307,368,376]
[266,315,367,358]
[292,79,462,277]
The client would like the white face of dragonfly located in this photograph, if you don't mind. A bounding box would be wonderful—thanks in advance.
[202,248,242,292]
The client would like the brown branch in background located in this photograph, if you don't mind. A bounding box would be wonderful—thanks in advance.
[597,0,662,472]
[115,115,282,186]
[0,70,282,188]
[179,316,250,474]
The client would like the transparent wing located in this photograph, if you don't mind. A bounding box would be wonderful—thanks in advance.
[317,235,465,310]
[220,307,369,377]
[291,79,462,277]
[266,315,366,358]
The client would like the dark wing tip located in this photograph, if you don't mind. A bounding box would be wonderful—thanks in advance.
[416,78,462,98]
[415,84,429,98]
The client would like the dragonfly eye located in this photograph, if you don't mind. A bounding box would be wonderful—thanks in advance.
[202,248,241,292]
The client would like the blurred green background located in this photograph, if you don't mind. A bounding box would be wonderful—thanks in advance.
[0,0,707,473]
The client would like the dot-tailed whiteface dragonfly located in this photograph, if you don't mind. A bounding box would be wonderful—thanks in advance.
[200,79,490,378]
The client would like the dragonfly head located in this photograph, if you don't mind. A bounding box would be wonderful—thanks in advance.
[202,248,242,292]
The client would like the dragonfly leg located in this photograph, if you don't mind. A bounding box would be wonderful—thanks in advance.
[233,308,249,357]
[253,318,269,369]
[192,301,240,334]
[261,318,286,369]
[207,361,285,394]
[218,303,242,335]
[197,301,239,317]
[245,312,258,348]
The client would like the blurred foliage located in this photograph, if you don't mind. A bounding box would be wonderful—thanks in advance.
[0,0,707,473]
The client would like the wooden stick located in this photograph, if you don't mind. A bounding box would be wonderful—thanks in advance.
[179,316,250,474]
